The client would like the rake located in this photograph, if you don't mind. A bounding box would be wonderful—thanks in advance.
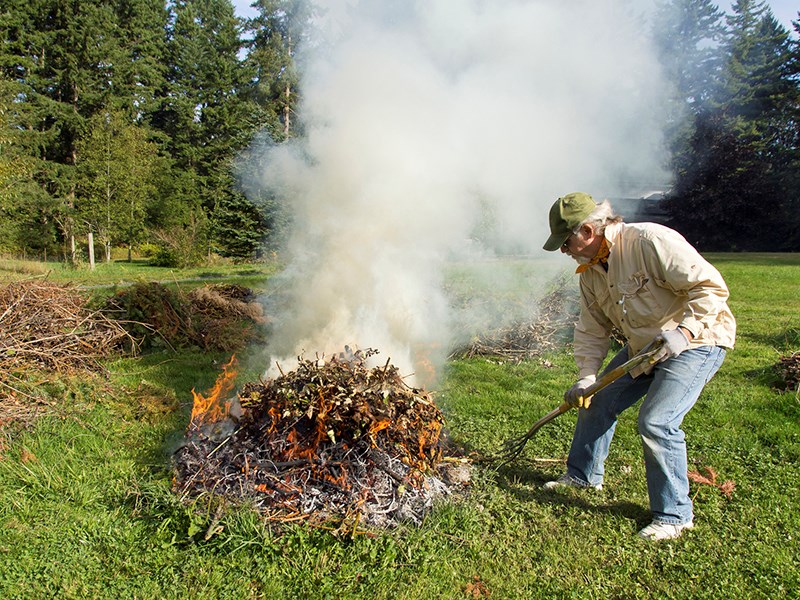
[494,339,664,466]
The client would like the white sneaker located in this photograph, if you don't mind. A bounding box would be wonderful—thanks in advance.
[637,521,694,541]
[542,473,602,491]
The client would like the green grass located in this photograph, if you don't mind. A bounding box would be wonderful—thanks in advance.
[1,254,799,599]
[0,256,280,291]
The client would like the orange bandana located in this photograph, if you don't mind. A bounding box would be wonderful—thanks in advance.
[575,237,610,273]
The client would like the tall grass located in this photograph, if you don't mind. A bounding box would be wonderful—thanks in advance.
[0,254,798,599]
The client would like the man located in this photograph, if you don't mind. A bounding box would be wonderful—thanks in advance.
[542,192,735,541]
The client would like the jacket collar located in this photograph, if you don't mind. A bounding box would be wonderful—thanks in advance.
[604,221,623,250]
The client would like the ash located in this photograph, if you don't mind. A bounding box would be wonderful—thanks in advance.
[173,348,470,528]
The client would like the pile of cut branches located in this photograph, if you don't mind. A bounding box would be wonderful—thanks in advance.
[174,348,467,529]
[451,274,579,361]
[775,351,800,392]
[186,284,267,351]
[103,282,267,352]
[0,280,133,397]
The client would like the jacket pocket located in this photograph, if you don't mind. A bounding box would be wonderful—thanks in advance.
[616,271,661,327]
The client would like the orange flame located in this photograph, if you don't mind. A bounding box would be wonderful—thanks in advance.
[284,428,317,461]
[413,342,440,388]
[367,419,391,446]
[190,355,238,428]
[320,464,350,489]
[266,406,281,433]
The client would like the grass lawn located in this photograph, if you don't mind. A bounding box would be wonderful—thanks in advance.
[0,254,798,599]
[0,256,280,292]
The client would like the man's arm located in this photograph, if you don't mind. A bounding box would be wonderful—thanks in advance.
[573,276,614,378]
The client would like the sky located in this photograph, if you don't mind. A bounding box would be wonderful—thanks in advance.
[232,1,798,32]
[764,0,799,30]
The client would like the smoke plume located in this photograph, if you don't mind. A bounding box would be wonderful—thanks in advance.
[245,0,669,385]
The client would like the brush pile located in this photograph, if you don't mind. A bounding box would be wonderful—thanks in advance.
[173,348,468,529]
[451,274,579,361]
[775,351,800,392]
[102,282,267,351]
[0,280,132,395]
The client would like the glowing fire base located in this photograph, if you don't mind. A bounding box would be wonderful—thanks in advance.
[173,349,470,529]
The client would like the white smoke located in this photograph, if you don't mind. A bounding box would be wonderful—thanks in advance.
[247,0,669,385]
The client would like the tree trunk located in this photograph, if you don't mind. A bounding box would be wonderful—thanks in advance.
[88,231,95,270]
[284,34,292,138]
[284,82,291,137]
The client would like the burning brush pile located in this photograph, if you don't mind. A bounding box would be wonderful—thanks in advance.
[174,348,468,529]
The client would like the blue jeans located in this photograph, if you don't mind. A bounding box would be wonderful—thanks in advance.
[565,345,726,525]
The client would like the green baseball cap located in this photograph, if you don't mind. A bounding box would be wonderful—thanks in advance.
[543,192,597,251]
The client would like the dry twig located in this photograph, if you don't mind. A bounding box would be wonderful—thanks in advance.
[775,351,800,392]
[688,465,735,498]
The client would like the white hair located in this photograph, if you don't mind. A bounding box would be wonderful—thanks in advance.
[577,199,623,234]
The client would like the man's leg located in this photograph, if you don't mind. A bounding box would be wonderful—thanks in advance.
[638,346,726,525]
[563,347,653,487]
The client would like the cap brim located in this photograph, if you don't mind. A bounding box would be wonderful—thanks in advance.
[543,231,570,251]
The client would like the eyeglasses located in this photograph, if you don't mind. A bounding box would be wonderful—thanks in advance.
[562,228,583,249]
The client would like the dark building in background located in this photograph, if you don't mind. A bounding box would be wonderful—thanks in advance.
[609,191,671,225]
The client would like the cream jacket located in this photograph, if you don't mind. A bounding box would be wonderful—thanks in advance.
[574,222,736,379]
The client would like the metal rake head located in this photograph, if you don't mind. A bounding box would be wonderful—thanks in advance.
[491,403,572,466]
[493,434,531,466]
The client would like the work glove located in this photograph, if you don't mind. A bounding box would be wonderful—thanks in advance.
[564,375,596,409]
[652,328,690,363]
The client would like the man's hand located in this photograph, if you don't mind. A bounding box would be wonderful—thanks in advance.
[653,328,691,363]
[565,375,596,408]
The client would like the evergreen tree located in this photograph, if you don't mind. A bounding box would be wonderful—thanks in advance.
[0,0,138,261]
[720,1,794,133]
[208,171,267,258]
[666,110,779,250]
[653,0,726,157]
[0,72,51,256]
[237,0,314,253]
[153,0,264,259]
[665,0,800,250]
[0,73,33,208]
[655,0,726,111]
[244,0,313,141]
[110,0,170,120]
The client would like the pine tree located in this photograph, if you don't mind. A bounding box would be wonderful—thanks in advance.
[244,0,313,141]
[720,0,794,133]
[0,72,50,256]
[0,0,143,261]
[664,0,800,250]
[655,0,726,111]
[0,74,33,207]
[653,0,726,157]
[110,0,170,120]
[152,0,264,259]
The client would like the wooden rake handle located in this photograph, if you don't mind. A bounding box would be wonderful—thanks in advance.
[578,338,664,404]
[497,339,665,464]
